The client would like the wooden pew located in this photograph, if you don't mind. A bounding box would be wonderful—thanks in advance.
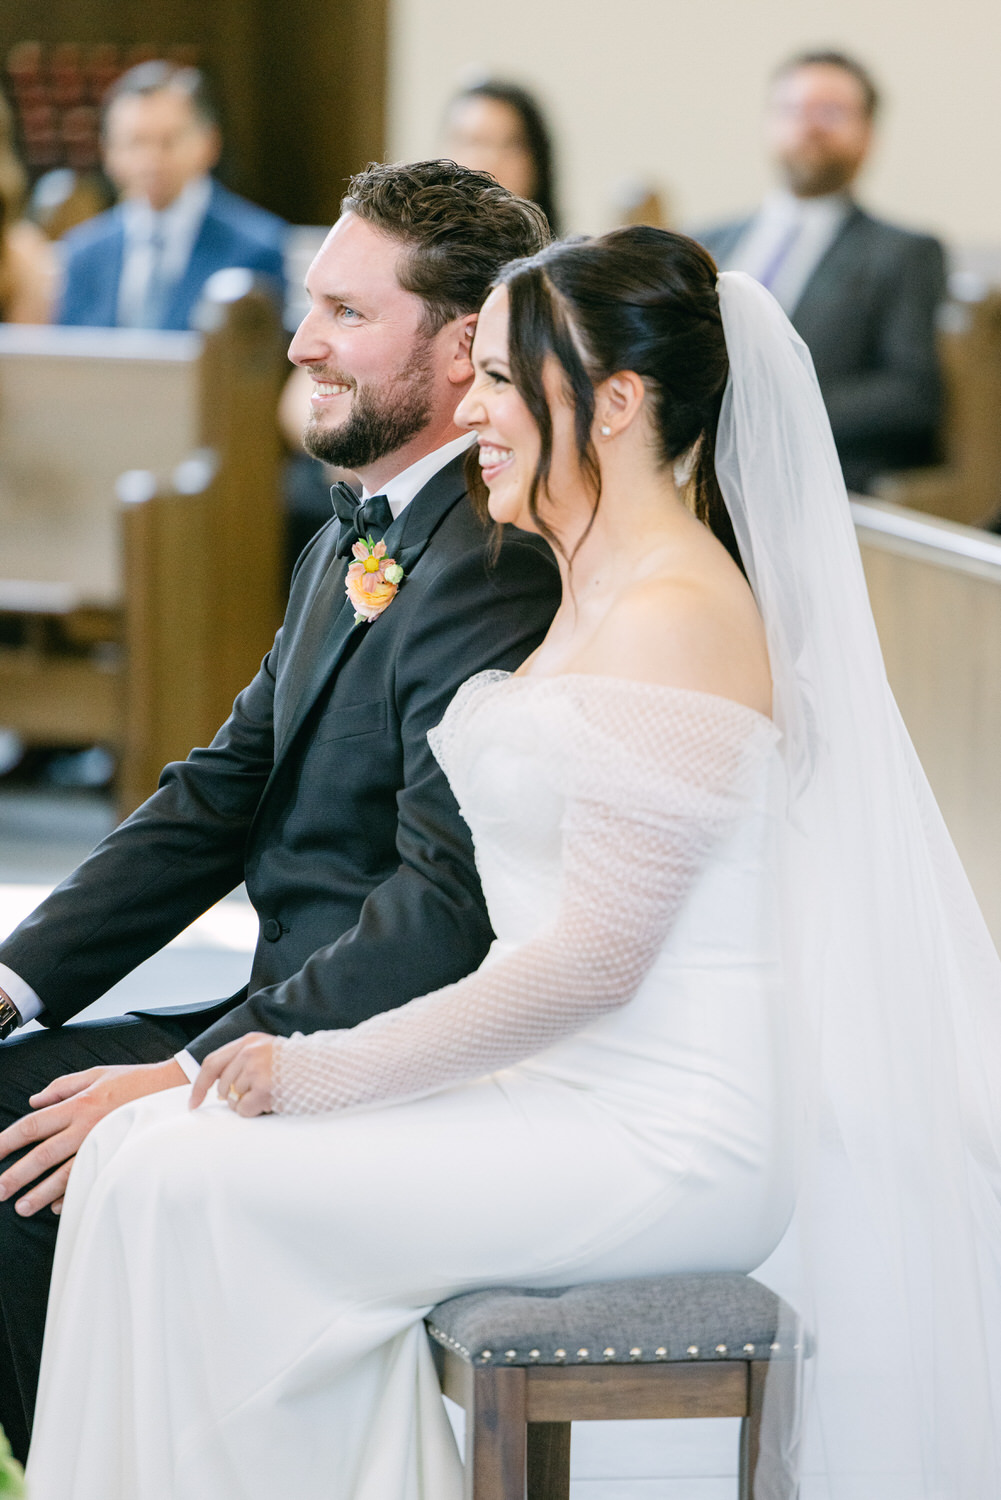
[853,498,1001,945]
[0,271,286,815]
[876,288,1001,528]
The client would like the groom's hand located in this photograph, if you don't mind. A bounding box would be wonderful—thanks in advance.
[0,1059,187,1216]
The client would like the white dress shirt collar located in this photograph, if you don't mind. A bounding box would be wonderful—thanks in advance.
[121,173,213,250]
[726,189,853,316]
[763,187,851,231]
[117,175,214,327]
[360,431,476,519]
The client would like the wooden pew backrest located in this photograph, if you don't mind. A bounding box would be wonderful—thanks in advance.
[854,498,1001,945]
[0,277,285,813]
[119,281,286,809]
[0,325,199,607]
[877,289,1001,529]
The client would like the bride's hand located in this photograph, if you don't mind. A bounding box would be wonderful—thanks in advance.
[189,1034,277,1117]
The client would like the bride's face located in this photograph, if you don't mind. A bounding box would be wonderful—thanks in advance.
[456,285,584,537]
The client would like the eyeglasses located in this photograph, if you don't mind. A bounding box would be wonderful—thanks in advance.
[772,102,867,127]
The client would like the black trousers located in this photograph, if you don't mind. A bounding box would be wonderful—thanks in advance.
[0,1014,196,1463]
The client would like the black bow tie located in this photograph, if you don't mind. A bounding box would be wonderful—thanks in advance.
[330,482,395,558]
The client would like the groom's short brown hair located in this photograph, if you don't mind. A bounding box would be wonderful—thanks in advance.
[341,159,551,334]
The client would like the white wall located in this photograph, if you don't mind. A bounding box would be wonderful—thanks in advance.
[387,0,1001,249]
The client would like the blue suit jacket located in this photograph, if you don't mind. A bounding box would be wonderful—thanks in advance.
[57,179,287,330]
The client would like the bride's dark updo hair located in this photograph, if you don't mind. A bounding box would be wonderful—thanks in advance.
[472,225,737,564]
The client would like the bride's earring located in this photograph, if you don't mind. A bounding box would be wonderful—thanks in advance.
[600,424,611,437]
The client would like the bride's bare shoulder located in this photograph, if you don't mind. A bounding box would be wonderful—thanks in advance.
[582,567,772,717]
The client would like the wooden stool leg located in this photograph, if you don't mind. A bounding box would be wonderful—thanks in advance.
[465,1366,527,1500]
[739,1359,800,1500]
[526,1422,571,1500]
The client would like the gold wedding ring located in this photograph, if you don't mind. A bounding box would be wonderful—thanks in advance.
[227,1085,245,1106]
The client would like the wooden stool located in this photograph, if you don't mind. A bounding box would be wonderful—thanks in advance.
[427,1272,804,1500]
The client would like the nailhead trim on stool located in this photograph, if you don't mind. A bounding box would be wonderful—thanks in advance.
[426,1272,806,1368]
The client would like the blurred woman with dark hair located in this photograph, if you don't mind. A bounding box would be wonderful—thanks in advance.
[443,78,561,234]
[0,91,55,323]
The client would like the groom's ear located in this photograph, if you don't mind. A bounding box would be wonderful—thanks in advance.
[445,314,478,386]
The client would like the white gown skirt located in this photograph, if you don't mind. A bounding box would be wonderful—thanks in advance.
[25,1053,792,1500]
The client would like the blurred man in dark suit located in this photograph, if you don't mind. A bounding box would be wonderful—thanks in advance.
[58,61,286,330]
[699,51,946,494]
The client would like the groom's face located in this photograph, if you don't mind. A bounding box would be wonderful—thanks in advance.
[289,213,445,477]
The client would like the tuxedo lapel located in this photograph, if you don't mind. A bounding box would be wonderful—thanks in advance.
[271,451,470,770]
[274,551,355,758]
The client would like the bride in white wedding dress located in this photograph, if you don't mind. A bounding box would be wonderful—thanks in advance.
[26,233,1001,1499]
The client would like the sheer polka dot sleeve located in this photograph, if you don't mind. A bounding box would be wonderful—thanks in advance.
[272,677,780,1115]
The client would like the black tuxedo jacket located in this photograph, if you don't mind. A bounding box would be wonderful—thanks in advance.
[698,205,947,492]
[0,455,561,1060]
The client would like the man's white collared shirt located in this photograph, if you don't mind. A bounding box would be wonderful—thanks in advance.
[361,431,476,519]
[117,174,213,329]
[723,190,852,317]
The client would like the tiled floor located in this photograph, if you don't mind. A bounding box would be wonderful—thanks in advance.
[0,786,745,1497]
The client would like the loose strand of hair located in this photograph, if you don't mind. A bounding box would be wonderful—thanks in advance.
[690,408,746,578]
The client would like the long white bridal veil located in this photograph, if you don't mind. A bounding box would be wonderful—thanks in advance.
[715,272,1001,1499]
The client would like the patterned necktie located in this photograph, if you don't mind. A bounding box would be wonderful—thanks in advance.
[138,222,170,329]
[330,482,394,558]
[756,221,801,293]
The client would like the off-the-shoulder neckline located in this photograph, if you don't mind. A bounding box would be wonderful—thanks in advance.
[463,669,778,734]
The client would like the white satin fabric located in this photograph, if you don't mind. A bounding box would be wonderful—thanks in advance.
[27,675,795,1500]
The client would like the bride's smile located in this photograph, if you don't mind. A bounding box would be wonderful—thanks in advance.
[456,284,581,537]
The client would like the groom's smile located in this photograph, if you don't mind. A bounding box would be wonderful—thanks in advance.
[308,375,354,407]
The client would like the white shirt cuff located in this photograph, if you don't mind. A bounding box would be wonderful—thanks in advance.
[0,963,43,1024]
[174,1049,201,1084]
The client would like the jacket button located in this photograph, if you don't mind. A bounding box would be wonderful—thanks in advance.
[262,918,282,942]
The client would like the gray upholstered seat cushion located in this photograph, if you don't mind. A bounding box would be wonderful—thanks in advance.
[426,1273,802,1366]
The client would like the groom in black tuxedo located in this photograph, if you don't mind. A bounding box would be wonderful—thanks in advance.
[0,160,558,1460]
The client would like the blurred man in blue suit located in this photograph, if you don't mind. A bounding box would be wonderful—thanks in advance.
[58,62,286,330]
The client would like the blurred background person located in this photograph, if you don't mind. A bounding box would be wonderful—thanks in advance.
[442,78,561,233]
[698,51,946,495]
[0,89,55,323]
[57,61,286,330]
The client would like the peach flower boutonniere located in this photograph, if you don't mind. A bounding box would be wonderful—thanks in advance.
[345,536,405,624]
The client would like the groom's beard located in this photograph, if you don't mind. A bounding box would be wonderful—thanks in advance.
[303,339,435,471]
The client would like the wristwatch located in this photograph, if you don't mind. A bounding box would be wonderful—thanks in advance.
[0,987,21,1040]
